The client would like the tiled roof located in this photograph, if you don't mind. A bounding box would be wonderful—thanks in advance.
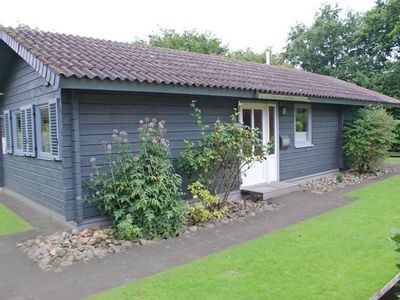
[1,26,399,104]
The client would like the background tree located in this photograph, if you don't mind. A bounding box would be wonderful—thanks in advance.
[135,28,287,66]
[135,28,229,55]
[284,0,400,99]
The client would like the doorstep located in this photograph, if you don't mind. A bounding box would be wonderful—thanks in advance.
[240,181,299,200]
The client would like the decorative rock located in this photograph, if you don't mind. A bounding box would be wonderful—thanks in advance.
[299,168,394,194]
[188,226,198,233]
[121,241,132,248]
[206,223,215,230]
[55,248,67,258]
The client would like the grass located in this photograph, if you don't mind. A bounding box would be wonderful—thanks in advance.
[386,156,400,164]
[0,202,32,236]
[90,176,400,300]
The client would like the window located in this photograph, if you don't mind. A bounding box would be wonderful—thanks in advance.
[36,105,51,158]
[294,104,312,147]
[35,99,60,160]
[11,110,24,155]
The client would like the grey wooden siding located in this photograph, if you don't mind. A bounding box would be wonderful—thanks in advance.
[76,92,237,218]
[279,103,342,180]
[0,54,70,218]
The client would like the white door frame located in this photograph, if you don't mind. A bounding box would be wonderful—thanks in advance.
[239,101,279,185]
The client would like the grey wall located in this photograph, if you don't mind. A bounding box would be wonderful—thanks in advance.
[75,92,237,218]
[0,53,70,218]
[279,103,342,181]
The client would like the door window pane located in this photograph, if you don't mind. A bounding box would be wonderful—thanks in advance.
[242,109,252,128]
[254,109,263,140]
[269,107,275,154]
[40,107,50,153]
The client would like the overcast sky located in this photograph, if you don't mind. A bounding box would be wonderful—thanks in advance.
[1,0,376,52]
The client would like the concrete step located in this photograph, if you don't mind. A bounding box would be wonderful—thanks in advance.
[240,181,299,200]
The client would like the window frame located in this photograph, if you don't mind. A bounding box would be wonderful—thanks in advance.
[11,109,24,156]
[294,104,313,148]
[35,103,53,160]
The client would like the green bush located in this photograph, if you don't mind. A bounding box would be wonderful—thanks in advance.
[87,118,187,240]
[389,107,400,152]
[179,101,269,207]
[343,106,398,173]
[186,181,229,225]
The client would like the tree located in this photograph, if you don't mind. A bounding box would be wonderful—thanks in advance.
[284,1,400,99]
[228,47,291,67]
[284,5,361,78]
[135,28,229,55]
[135,28,288,66]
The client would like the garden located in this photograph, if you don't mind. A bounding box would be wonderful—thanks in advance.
[15,104,400,288]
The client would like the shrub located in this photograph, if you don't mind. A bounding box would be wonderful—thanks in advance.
[87,118,187,240]
[179,101,269,207]
[389,107,400,152]
[343,106,399,173]
[336,173,344,183]
[186,181,229,225]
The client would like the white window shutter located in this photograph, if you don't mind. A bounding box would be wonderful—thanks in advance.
[21,105,36,157]
[3,110,12,154]
[20,107,28,154]
[49,99,61,160]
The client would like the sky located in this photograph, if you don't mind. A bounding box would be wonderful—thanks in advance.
[0,0,376,52]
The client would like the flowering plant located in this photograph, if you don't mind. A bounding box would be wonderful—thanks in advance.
[86,118,186,240]
[179,101,270,207]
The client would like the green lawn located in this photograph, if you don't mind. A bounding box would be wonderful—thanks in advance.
[386,156,400,164]
[0,203,32,236]
[90,176,400,300]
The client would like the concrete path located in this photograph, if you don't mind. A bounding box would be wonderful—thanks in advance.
[0,172,398,300]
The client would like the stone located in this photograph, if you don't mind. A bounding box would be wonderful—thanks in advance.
[206,223,215,230]
[62,240,71,247]
[55,248,67,258]
[121,241,132,248]
[112,239,122,245]
[249,212,256,217]
[188,226,198,233]
[237,211,247,217]
[139,239,147,245]
[146,240,156,245]
[221,218,230,224]
[256,208,264,214]
[87,238,97,245]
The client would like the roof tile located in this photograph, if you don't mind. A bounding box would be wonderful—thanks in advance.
[1,27,398,104]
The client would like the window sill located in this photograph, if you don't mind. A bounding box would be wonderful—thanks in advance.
[37,153,54,161]
[295,143,314,149]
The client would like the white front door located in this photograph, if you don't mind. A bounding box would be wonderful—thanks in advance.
[240,102,278,187]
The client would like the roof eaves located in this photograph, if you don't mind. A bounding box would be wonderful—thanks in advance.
[0,29,60,88]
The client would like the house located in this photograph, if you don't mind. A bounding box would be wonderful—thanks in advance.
[0,27,399,226]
